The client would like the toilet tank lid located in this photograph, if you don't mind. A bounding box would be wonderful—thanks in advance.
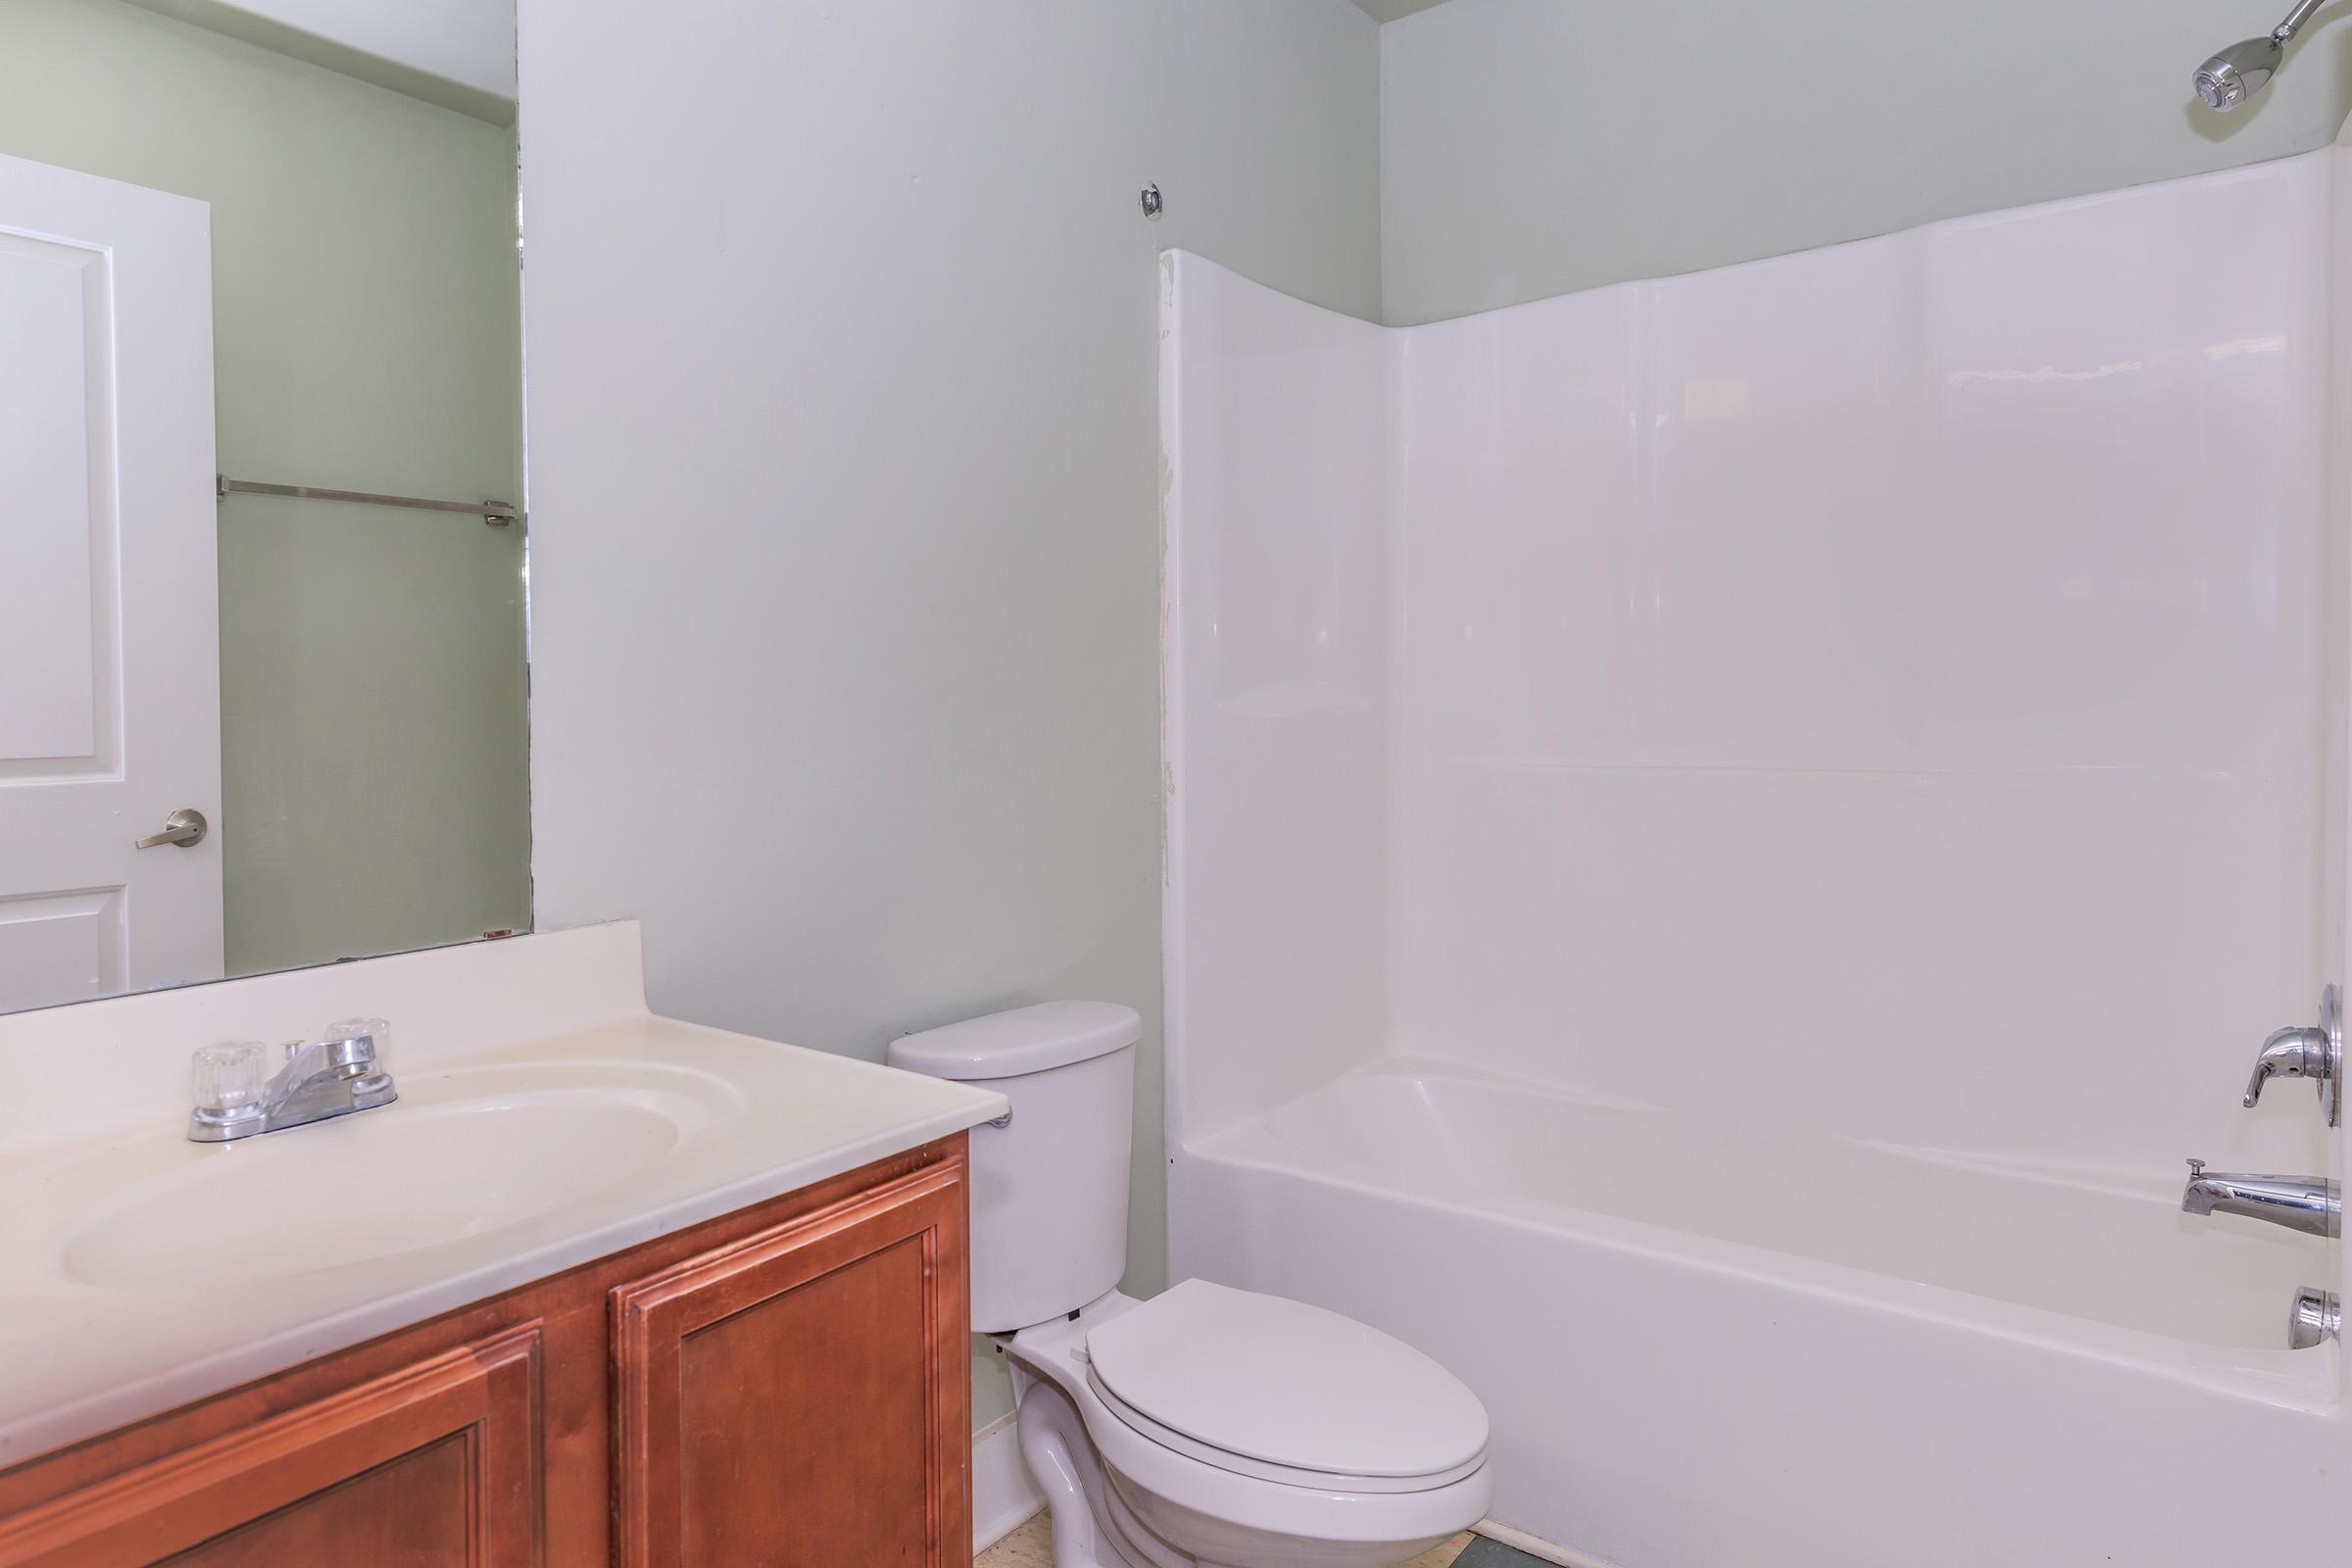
[887,1001,1141,1080]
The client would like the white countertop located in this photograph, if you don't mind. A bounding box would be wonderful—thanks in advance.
[0,926,1005,1467]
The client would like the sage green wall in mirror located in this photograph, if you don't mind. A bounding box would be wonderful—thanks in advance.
[0,0,528,977]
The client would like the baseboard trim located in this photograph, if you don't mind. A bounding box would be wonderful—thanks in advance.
[974,1412,1046,1552]
[1475,1518,1620,1568]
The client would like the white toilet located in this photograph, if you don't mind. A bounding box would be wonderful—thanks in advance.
[889,1002,1494,1568]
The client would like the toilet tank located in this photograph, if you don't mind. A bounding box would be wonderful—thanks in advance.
[887,1001,1140,1333]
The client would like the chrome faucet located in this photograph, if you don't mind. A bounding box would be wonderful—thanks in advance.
[2181,1158,2340,1238]
[2238,985,2341,1125]
[188,1019,398,1143]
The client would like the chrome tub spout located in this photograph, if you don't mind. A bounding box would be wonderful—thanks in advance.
[2181,1159,2339,1238]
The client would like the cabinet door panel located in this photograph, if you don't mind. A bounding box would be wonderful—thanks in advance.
[0,1325,539,1568]
[612,1162,970,1568]
[158,1436,471,1567]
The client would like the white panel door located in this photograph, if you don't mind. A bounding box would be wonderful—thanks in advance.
[0,153,220,1012]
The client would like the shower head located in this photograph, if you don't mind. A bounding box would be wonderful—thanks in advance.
[2196,0,2327,111]
[2194,34,2284,110]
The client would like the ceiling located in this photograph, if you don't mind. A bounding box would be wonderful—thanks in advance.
[1350,0,1455,22]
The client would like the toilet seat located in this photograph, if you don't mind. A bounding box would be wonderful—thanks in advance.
[1083,1280,1489,1493]
[1084,1367,1488,1494]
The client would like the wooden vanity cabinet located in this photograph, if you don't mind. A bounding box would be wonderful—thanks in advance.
[0,1135,971,1568]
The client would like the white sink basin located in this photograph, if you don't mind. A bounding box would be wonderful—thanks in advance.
[0,994,1006,1469]
[52,1061,738,1291]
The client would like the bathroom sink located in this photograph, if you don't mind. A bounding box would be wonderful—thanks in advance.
[53,1062,736,1291]
[0,987,1007,1468]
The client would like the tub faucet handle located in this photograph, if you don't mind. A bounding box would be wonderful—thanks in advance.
[2240,986,2342,1127]
[2242,1028,2326,1105]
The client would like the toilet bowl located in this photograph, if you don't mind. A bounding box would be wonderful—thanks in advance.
[889,1003,1493,1568]
[1007,1287,1493,1568]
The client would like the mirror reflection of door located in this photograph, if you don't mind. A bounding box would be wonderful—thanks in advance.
[0,0,528,1015]
[0,153,222,1013]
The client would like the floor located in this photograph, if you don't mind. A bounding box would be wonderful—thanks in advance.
[977,1515,1542,1568]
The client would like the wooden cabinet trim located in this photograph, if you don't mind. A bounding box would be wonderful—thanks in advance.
[0,1324,541,1568]
[610,1158,970,1568]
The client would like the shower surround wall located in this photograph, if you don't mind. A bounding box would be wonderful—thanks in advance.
[1171,154,2330,1177]
[1392,172,2328,1166]
[1164,151,2352,1566]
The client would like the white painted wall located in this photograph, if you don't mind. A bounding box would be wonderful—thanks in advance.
[1379,0,2352,322]
[1167,152,2336,1192]
[518,0,1381,1433]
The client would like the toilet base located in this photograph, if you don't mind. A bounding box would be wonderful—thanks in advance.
[1016,1373,1166,1568]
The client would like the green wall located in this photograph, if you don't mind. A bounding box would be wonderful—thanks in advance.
[0,0,529,974]
[516,0,1383,1435]
[1379,0,2352,322]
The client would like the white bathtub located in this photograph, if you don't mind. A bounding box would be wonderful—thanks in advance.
[1169,1062,2345,1568]
[1160,155,2352,1566]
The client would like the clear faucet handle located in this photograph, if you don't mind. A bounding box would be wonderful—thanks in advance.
[191,1041,267,1117]
[319,1018,392,1087]
[326,1020,390,1053]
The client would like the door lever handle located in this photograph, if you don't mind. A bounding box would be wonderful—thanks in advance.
[134,808,209,850]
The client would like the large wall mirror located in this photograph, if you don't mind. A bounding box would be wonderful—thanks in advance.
[0,0,527,1014]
